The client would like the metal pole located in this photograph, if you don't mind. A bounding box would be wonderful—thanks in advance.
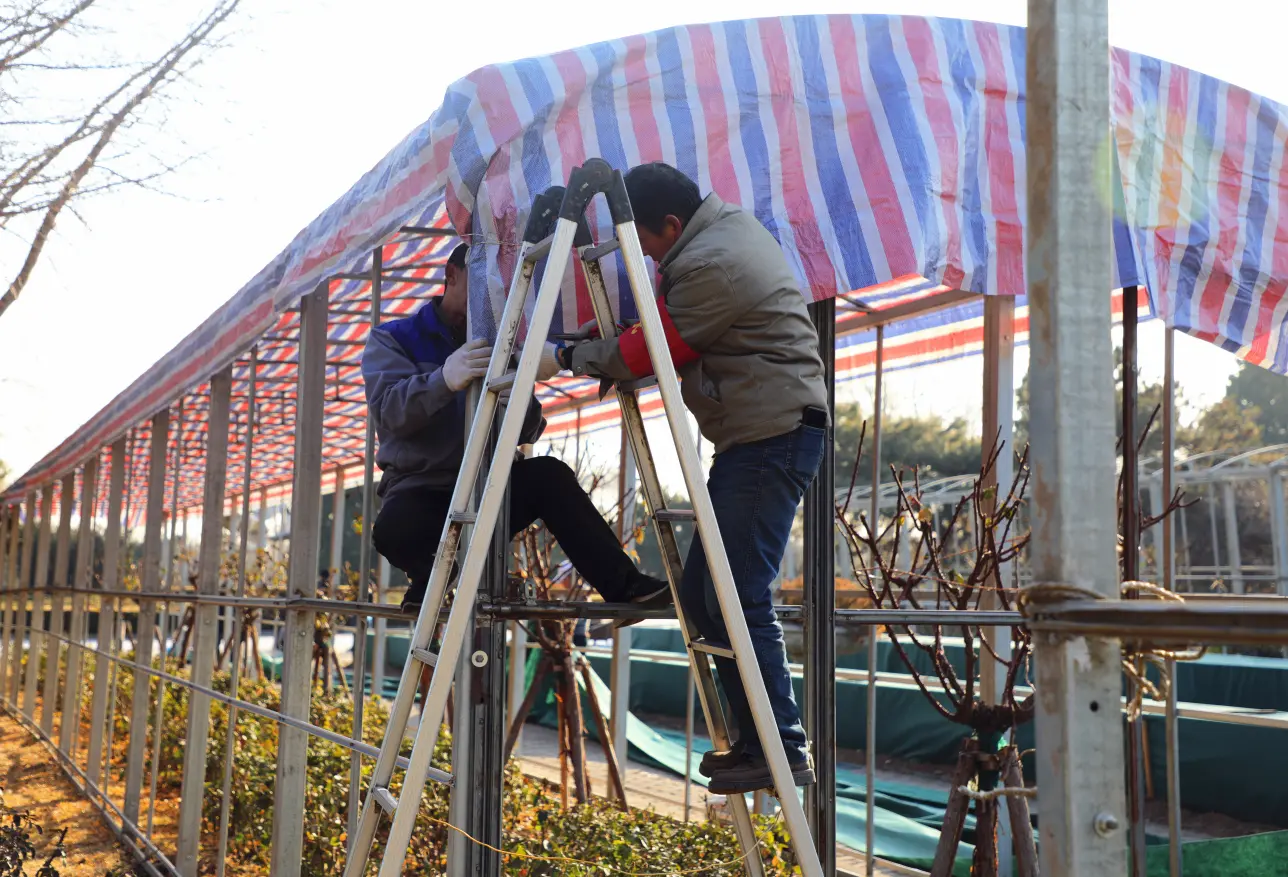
[374,557,389,700]
[177,370,233,876]
[803,298,836,873]
[216,350,258,877]
[329,465,346,592]
[60,456,99,755]
[148,397,185,838]
[1222,482,1244,593]
[24,486,53,720]
[11,491,36,705]
[1122,286,1149,875]
[981,293,1017,876]
[1026,0,1130,873]
[1269,472,1288,596]
[270,282,329,877]
[124,409,170,826]
[1162,328,1183,877]
[40,472,74,736]
[684,663,695,822]
[0,504,17,699]
[865,324,884,877]
[349,246,382,850]
[88,438,126,789]
[610,428,636,798]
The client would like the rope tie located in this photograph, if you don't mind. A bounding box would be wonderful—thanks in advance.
[958,785,1037,802]
[1018,580,1207,721]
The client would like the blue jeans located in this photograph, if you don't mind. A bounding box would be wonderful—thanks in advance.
[679,423,825,764]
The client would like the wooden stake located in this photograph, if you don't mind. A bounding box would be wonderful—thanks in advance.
[972,797,998,876]
[1002,746,1038,877]
[503,655,550,763]
[566,655,588,804]
[930,738,978,877]
[579,658,628,810]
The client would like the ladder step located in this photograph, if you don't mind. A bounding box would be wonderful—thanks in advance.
[449,511,476,524]
[654,509,695,523]
[525,232,555,263]
[488,373,517,394]
[373,787,398,814]
[689,638,736,660]
[581,238,621,261]
[411,647,438,667]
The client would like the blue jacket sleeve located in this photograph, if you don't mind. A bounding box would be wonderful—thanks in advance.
[362,330,457,437]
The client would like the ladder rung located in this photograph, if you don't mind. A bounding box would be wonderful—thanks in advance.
[581,239,621,261]
[411,647,438,666]
[488,373,517,393]
[525,232,555,263]
[690,638,736,660]
[619,376,657,393]
[373,787,398,814]
[449,511,476,524]
[654,509,695,523]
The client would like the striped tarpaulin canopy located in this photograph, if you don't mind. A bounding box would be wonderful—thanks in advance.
[5,14,1286,514]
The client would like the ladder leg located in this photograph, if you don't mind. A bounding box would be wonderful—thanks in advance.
[344,227,550,877]
[375,219,581,877]
[579,251,766,877]
[606,196,825,875]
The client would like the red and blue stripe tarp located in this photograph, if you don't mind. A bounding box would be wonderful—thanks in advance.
[6,14,1287,504]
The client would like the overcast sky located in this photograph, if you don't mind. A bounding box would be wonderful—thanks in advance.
[0,0,1283,482]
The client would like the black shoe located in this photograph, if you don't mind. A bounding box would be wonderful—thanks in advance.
[706,751,816,795]
[699,740,747,778]
[614,576,672,629]
[401,581,427,615]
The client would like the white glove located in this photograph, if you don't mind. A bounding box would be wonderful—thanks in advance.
[442,338,491,391]
[538,342,561,380]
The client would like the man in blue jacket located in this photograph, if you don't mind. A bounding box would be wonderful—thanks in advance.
[363,243,669,616]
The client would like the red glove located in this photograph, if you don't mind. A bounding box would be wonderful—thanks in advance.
[617,299,700,378]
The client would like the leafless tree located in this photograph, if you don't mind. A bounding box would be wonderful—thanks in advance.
[0,0,241,317]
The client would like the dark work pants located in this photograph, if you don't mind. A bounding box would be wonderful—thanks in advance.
[678,424,824,764]
[373,455,639,602]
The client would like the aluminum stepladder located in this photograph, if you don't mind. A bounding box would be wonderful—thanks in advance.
[344,159,824,877]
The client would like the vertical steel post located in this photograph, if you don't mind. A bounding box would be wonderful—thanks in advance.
[217,350,258,877]
[1026,1,1130,873]
[1221,483,1244,593]
[1,504,19,700]
[41,472,74,736]
[88,438,126,789]
[349,245,381,850]
[269,282,329,877]
[610,429,636,793]
[24,486,53,719]
[11,492,36,704]
[803,298,836,872]
[865,324,884,877]
[1162,328,1183,877]
[177,367,233,875]
[329,466,346,591]
[374,557,390,700]
[60,456,99,754]
[124,410,170,826]
[1122,287,1149,875]
[981,294,1016,875]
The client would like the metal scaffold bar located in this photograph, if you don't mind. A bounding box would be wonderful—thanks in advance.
[1025,1,1131,874]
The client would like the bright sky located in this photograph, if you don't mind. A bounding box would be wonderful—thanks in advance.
[0,0,1284,484]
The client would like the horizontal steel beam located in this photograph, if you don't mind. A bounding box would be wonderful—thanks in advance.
[1025,598,1288,647]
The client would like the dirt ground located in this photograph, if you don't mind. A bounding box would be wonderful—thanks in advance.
[0,710,136,875]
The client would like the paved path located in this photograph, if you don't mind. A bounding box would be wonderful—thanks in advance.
[515,723,920,876]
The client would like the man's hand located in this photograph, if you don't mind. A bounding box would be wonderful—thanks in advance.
[442,338,491,391]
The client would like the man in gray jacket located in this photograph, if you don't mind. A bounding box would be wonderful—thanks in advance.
[558,163,828,794]
[363,243,669,615]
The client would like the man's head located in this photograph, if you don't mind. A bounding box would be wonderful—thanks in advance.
[439,243,470,327]
[624,163,703,262]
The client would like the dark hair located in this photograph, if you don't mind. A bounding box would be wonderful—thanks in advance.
[624,163,702,234]
[447,242,469,270]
